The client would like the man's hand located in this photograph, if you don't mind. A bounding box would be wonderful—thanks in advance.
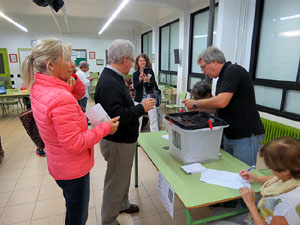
[182,99,195,110]
[141,98,155,112]
[67,76,76,87]
[108,116,120,135]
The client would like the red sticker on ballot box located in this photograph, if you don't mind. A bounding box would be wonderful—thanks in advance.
[208,119,213,131]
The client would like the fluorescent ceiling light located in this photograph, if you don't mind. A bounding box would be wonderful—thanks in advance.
[279,30,300,37]
[0,11,28,32]
[98,0,130,35]
[280,14,300,21]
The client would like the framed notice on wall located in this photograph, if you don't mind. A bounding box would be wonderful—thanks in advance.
[72,49,87,66]
[9,54,18,63]
[89,51,96,59]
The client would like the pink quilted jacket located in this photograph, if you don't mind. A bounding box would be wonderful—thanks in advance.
[31,73,111,180]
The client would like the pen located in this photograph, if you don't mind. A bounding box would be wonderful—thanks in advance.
[247,166,255,172]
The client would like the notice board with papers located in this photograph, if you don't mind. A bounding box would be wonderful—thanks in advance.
[72,49,87,66]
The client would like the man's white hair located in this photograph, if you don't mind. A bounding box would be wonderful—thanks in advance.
[107,39,135,64]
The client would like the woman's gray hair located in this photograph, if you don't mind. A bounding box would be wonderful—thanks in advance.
[107,39,135,64]
[79,61,89,69]
[198,46,226,64]
[21,38,72,89]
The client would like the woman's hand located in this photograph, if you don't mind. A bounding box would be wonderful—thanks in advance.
[67,76,76,87]
[108,116,120,135]
[139,72,144,82]
[143,74,150,83]
[239,187,256,208]
[240,170,258,183]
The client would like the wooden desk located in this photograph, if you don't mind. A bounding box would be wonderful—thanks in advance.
[0,91,30,115]
[0,90,30,98]
[136,131,262,225]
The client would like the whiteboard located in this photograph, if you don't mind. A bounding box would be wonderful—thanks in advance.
[18,48,32,68]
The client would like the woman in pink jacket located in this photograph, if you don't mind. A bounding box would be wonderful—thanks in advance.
[21,38,119,225]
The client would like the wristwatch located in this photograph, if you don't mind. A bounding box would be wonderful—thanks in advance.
[193,100,198,109]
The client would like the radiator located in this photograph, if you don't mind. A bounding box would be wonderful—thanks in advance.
[261,118,300,144]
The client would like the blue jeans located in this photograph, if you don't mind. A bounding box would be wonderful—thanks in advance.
[223,134,264,166]
[56,173,90,225]
[78,97,88,112]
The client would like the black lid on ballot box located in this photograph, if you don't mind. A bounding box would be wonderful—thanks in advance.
[165,111,228,130]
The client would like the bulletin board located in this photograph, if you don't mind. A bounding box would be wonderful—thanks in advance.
[72,49,87,66]
[18,48,32,68]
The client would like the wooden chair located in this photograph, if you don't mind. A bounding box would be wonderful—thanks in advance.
[2,89,22,114]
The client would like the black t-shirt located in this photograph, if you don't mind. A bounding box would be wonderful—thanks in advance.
[216,62,264,139]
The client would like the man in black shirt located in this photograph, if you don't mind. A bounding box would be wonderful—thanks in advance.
[183,46,264,166]
[94,39,155,225]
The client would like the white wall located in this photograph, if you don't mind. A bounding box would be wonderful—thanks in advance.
[0,32,137,89]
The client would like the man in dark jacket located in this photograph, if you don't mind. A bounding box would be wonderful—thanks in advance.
[183,46,264,167]
[94,39,155,225]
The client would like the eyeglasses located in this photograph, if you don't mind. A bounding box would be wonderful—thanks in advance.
[127,56,135,64]
[200,62,211,71]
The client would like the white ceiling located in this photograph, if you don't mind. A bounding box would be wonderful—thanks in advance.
[0,0,204,39]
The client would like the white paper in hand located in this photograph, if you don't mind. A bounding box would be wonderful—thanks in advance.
[85,103,111,126]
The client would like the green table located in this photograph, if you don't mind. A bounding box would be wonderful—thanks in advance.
[0,91,30,115]
[136,131,262,225]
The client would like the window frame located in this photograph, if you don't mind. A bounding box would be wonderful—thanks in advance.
[187,4,218,92]
[141,30,152,56]
[249,0,300,121]
[158,19,180,87]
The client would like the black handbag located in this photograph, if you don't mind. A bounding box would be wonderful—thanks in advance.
[153,83,161,107]
[18,109,45,149]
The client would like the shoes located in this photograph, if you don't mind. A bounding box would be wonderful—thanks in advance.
[119,204,139,214]
[36,148,46,157]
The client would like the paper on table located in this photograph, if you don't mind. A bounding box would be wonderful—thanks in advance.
[85,103,111,126]
[181,163,207,174]
[200,169,251,189]
[162,134,169,140]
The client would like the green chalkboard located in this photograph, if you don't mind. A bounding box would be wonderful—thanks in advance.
[72,49,87,66]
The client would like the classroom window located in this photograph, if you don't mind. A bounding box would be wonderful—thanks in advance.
[141,31,152,59]
[254,85,282,110]
[284,90,300,115]
[250,0,300,121]
[188,5,218,91]
[159,19,179,87]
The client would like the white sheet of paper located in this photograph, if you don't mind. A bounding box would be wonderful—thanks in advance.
[157,172,174,218]
[75,51,81,58]
[200,169,251,189]
[181,163,207,174]
[162,134,169,140]
[85,103,111,126]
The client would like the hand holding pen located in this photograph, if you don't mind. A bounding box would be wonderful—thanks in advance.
[240,166,258,183]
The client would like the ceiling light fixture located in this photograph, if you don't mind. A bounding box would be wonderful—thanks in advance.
[0,11,28,32]
[98,0,130,35]
[280,14,300,21]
